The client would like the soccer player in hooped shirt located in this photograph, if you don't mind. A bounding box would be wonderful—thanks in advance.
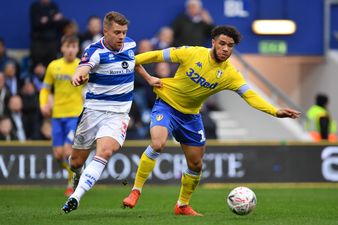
[122,25,301,216]
[39,35,83,197]
[62,11,162,213]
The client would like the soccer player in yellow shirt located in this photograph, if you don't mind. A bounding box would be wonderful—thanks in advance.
[123,25,301,216]
[39,35,84,197]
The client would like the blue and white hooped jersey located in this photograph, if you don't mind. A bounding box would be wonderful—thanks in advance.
[79,37,136,113]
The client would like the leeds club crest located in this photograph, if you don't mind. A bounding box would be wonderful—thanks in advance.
[156,114,164,121]
[216,70,223,78]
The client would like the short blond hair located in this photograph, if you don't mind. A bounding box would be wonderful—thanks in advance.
[103,11,129,29]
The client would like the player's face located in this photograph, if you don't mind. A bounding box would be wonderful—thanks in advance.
[104,22,128,51]
[212,34,235,62]
[61,42,79,62]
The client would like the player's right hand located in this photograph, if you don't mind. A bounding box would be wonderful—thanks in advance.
[148,76,163,88]
[276,108,301,119]
[72,74,88,86]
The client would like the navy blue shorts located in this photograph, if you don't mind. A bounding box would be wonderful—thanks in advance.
[51,117,78,147]
[150,99,206,146]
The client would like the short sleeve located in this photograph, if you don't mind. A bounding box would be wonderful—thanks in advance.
[79,47,99,68]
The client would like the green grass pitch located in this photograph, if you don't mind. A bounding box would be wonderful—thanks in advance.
[1,184,338,225]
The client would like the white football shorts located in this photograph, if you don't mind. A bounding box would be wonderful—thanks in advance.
[72,108,130,149]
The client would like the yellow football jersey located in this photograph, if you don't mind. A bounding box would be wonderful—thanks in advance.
[136,46,277,115]
[40,58,84,118]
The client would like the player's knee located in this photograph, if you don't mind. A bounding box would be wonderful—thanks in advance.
[187,161,203,172]
[97,147,115,160]
[70,154,85,169]
[54,155,62,161]
[53,148,64,160]
[63,144,73,156]
[70,158,83,169]
[151,140,166,152]
[70,158,81,169]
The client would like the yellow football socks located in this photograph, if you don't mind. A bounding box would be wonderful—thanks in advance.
[134,152,156,190]
[178,171,201,205]
[60,160,73,187]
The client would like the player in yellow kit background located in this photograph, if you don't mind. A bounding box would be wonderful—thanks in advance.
[123,25,301,216]
[39,35,84,196]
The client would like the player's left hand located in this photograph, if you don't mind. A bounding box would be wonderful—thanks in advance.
[148,76,163,88]
[40,105,51,118]
[276,108,301,119]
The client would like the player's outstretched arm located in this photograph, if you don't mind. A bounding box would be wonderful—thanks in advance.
[135,50,164,65]
[135,64,163,88]
[276,108,301,119]
[241,89,300,119]
[71,66,90,86]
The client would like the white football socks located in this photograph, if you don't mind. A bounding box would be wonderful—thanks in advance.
[71,156,107,201]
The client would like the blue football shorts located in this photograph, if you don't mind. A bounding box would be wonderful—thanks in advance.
[51,117,78,147]
[150,98,206,146]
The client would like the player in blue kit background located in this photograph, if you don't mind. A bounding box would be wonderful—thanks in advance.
[61,11,162,213]
[122,25,301,216]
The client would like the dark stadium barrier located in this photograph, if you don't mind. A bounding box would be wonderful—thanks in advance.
[0,141,338,185]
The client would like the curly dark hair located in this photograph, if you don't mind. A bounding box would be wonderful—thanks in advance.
[211,25,242,44]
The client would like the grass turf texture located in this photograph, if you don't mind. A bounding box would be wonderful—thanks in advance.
[1,184,337,225]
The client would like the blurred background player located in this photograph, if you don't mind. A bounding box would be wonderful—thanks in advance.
[122,25,301,216]
[305,93,337,142]
[39,35,84,196]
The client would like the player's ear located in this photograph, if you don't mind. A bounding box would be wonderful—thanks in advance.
[103,26,108,36]
[211,38,216,47]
